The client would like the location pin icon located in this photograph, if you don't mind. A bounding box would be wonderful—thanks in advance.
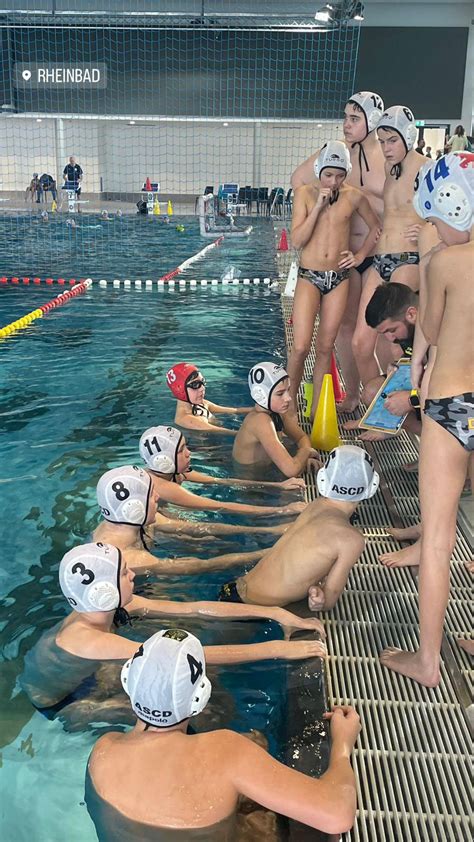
[22,69,32,81]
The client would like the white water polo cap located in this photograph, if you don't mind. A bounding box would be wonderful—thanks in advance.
[97,465,152,526]
[377,105,418,153]
[317,445,379,502]
[348,91,385,136]
[315,141,352,178]
[413,152,474,232]
[248,361,289,409]
[121,629,212,728]
[59,542,122,612]
[140,426,183,474]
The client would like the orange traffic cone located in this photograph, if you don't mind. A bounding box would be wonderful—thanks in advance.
[330,352,346,403]
[311,374,340,451]
[278,229,288,251]
[145,176,152,191]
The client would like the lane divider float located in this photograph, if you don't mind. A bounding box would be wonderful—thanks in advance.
[159,236,224,281]
[0,280,92,338]
[0,275,275,288]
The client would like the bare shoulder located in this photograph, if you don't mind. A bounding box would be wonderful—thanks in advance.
[89,732,120,764]
[344,184,364,204]
[333,520,365,553]
[294,184,314,202]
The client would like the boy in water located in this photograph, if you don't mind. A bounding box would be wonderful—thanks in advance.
[20,543,326,717]
[220,446,379,610]
[87,628,359,839]
[288,141,381,418]
[167,362,251,435]
[92,465,290,573]
[380,153,474,687]
[233,362,320,477]
[139,424,304,540]
[292,91,386,411]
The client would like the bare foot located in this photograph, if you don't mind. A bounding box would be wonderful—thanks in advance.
[336,395,360,413]
[308,584,325,612]
[357,430,390,442]
[457,638,474,655]
[379,541,420,568]
[379,647,440,687]
[387,524,421,541]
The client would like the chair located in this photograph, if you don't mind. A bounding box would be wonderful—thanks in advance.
[284,187,293,216]
[268,187,284,216]
[249,187,259,214]
[256,187,268,214]
[203,185,214,196]
[265,188,278,216]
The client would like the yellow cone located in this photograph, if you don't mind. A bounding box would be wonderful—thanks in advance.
[51,199,57,212]
[310,374,340,451]
[167,200,173,216]
[153,198,161,215]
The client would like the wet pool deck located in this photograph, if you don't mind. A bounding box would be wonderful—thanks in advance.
[275,232,472,842]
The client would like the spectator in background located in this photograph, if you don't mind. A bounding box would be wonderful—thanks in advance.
[415,138,425,154]
[425,146,432,159]
[25,173,41,203]
[435,150,443,160]
[447,125,468,152]
[39,173,57,202]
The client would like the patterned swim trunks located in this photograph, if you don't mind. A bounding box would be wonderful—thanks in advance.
[424,393,474,451]
[218,581,244,603]
[298,267,348,295]
[373,252,420,283]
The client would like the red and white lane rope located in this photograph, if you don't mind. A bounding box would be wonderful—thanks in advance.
[0,280,92,338]
[159,236,224,281]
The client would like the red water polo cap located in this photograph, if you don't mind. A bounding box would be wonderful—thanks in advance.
[166,362,198,401]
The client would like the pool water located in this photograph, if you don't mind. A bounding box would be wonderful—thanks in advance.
[0,214,277,281]
[0,283,308,841]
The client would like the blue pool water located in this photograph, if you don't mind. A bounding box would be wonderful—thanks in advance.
[0,283,303,841]
[0,214,277,281]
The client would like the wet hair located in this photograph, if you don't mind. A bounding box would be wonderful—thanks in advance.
[455,125,465,136]
[365,283,418,328]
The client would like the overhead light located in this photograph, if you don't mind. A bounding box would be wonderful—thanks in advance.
[353,2,364,20]
[315,4,333,22]
[129,120,136,125]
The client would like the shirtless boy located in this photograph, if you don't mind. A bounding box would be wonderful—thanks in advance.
[20,543,326,717]
[93,464,273,573]
[288,141,381,418]
[166,362,250,435]
[87,628,359,840]
[352,105,430,386]
[292,91,386,410]
[232,361,320,476]
[220,446,379,610]
[381,152,474,687]
[139,424,304,540]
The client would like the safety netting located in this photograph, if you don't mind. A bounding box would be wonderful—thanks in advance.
[0,1,361,278]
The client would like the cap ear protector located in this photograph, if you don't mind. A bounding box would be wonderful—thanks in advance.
[139,426,183,475]
[347,91,385,136]
[315,141,352,179]
[59,542,122,613]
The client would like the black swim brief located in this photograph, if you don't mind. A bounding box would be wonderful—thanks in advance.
[424,393,474,452]
[218,581,244,603]
[356,255,374,275]
[373,252,420,283]
[298,267,348,295]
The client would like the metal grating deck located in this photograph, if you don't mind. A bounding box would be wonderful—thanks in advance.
[280,291,473,842]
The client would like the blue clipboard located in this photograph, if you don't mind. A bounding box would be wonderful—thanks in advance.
[359,360,412,434]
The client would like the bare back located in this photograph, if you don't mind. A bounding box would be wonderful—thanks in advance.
[239,500,364,605]
[378,150,427,252]
[89,729,239,831]
[425,242,474,397]
[233,411,278,465]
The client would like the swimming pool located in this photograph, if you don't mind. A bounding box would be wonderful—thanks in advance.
[0,283,325,841]
[0,214,277,281]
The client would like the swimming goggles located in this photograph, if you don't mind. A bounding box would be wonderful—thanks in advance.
[187,378,206,390]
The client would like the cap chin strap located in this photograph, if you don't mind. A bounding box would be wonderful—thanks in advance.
[113,607,131,627]
[329,189,340,205]
[351,141,370,187]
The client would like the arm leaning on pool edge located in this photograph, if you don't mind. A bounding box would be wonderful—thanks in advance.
[152,476,305,516]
